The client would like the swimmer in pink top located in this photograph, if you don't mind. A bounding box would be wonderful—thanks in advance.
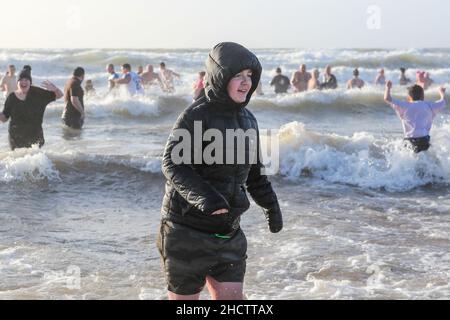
[384,80,446,153]
[416,71,428,90]
[192,71,206,100]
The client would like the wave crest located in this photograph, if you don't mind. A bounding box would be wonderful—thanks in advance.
[276,121,450,191]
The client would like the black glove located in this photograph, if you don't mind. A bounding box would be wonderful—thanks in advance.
[264,205,283,233]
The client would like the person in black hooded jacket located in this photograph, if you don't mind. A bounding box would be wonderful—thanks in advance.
[157,42,283,300]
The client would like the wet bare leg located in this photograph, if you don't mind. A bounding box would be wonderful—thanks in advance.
[206,276,244,300]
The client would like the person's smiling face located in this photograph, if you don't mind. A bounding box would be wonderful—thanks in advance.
[227,69,253,104]
[18,78,31,93]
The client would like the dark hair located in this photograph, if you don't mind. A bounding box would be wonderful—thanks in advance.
[8,65,15,69]
[18,69,32,84]
[353,68,359,77]
[160,62,166,68]
[199,71,206,77]
[276,67,282,73]
[408,85,425,101]
[23,65,31,72]
[122,63,131,71]
[73,67,85,77]
[400,67,406,73]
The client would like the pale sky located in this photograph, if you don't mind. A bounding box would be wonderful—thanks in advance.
[1,0,449,48]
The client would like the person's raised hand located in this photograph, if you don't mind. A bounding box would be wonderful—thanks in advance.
[41,80,57,92]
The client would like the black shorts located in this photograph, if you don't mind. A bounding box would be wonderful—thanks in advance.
[404,136,431,153]
[9,133,44,150]
[157,220,247,296]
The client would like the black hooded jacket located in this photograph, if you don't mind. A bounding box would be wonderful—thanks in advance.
[161,42,282,234]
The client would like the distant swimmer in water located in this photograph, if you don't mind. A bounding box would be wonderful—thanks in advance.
[106,64,120,91]
[374,68,386,86]
[399,67,411,86]
[137,65,144,76]
[270,67,290,94]
[416,71,426,89]
[384,80,447,153]
[307,69,321,90]
[321,65,338,90]
[347,68,365,89]
[85,79,96,97]
[0,65,18,97]
[192,71,206,100]
[114,63,144,96]
[62,67,86,130]
[141,64,162,88]
[291,64,311,93]
[0,69,63,150]
[159,62,180,93]
[23,65,32,73]
[416,70,433,91]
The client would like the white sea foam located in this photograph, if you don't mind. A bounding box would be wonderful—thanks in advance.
[277,121,450,191]
[0,148,60,182]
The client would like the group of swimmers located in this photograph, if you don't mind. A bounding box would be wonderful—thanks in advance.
[104,62,204,100]
[104,62,180,95]
[3,61,435,103]
[50,62,182,98]
[0,57,446,153]
[266,64,436,93]
[350,67,435,90]
[266,63,446,153]
[0,65,88,149]
[0,60,205,150]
